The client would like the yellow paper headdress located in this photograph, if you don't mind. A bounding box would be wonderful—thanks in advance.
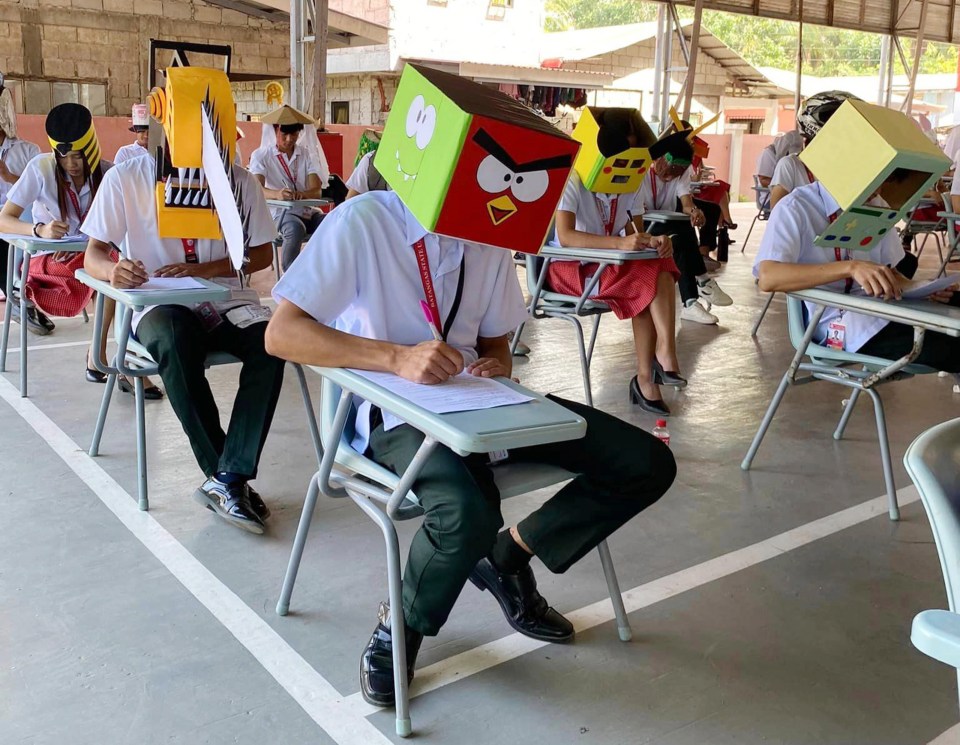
[45,103,101,172]
[571,107,657,194]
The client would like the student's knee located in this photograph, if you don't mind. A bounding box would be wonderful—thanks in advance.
[614,432,677,512]
[424,484,503,561]
[137,307,194,361]
[280,217,306,243]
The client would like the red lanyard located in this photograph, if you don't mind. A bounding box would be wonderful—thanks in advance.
[651,176,663,211]
[181,238,199,264]
[66,186,88,225]
[276,153,297,190]
[803,164,814,184]
[412,238,465,342]
[593,196,619,237]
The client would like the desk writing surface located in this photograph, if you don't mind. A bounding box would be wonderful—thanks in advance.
[73,269,230,310]
[266,198,331,209]
[312,366,586,454]
[791,287,960,337]
[0,235,88,252]
[539,244,658,263]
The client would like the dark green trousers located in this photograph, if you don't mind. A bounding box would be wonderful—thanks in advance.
[137,305,285,479]
[369,394,677,636]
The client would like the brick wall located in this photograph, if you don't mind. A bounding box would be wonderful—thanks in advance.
[327,73,396,127]
[329,0,390,27]
[2,1,291,117]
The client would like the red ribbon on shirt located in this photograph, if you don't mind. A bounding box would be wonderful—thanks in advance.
[593,195,619,237]
[651,176,663,211]
[65,186,88,225]
[412,238,441,330]
[276,153,297,190]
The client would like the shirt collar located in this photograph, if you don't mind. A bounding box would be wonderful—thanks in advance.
[815,181,840,217]
[272,143,297,160]
[400,200,429,246]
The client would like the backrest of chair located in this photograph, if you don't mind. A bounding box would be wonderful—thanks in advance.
[785,295,807,351]
[753,175,771,214]
[943,192,958,246]
[904,418,960,612]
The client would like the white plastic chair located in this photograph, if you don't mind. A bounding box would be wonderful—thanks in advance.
[742,294,938,521]
[905,418,960,710]
[276,368,634,737]
[740,175,771,254]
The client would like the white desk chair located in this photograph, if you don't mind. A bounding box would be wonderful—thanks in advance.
[905,418,960,710]
[276,368,634,737]
[742,290,949,521]
[902,195,947,262]
[266,198,332,281]
[76,270,321,510]
[741,176,771,254]
[937,198,960,278]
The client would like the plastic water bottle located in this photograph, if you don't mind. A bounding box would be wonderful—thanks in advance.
[652,419,670,447]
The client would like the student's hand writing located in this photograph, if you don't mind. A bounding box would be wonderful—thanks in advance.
[616,233,649,251]
[646,233,673,259]
[110,258,149,289]
[466,357,514,381]
[154,262,207,279]
[688,207,705,228]
[850,261,903,301]
[38,221,68,240]
[395,341,464,384]
[280,188,296,201]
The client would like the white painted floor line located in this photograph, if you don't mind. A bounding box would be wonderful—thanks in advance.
[344,486,921,717]
[0,376,391,745]
[4,338,113,353]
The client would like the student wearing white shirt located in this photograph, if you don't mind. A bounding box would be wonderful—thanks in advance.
[265,67,676,708]
[552,167,681,415]
[0,72,41,306]
[637,133,732,325]
[754,129,802,188]
[82,152,285,533]
[248,107,325,272]
[755,179,960,369]
[113,104,151,164]
[345,150,389,198]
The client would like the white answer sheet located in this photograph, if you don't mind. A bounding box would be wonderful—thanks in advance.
[351,369,534,414]
[124,277,207,292]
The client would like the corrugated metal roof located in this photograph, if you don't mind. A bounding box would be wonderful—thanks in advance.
[665,0,960,45]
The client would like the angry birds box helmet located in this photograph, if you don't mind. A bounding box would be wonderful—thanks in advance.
[375,64,579,254]
[571,107,657,193]
[799,98,951,251]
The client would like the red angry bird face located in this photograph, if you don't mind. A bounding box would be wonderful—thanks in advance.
[433,116,577,254]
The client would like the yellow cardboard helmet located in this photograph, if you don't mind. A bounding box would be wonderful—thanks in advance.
[147,66,238,242]
[800,99,951,251]
[572,107,657,193]
[45,103,101,173]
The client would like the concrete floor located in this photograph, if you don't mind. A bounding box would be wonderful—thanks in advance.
[2,203,959,744]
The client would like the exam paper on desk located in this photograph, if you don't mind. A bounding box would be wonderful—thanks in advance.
[352,370,534,414]
[124,277,208,292]
[900,274,960,299]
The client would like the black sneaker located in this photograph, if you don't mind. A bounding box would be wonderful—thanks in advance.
[246,484,271,521]
[10,300,52,336]
[193,478,264,534]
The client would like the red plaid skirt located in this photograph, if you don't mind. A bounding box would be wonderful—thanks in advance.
[24,252,93,318]
[695,180,731,204]
[546,258,679,319]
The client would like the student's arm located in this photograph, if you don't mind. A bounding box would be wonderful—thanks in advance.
[265,299,465,384]
[770,185,789,208]
[757,259,903,300]
[345,188,362,200]
[85,238,148,288]
[468,335,513,379]
[0,157,18,184]
[679,194,705,228]
[154,241,273,278]
[757,175,772,188]
[0,200,68,239]
[254,173,293,201]
[296,173,322,200]
[555,210,650,251]
[951,194,960,213]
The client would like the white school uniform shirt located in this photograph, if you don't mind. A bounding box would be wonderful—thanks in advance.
[81,155,276,330]
[553,171,641,243]
[770,154,812,195]
[753,181,904,352]
[7,153,113,238]
[0,137,41,209]
[272,189,530,452]
[345,151,374,194]
[755,145,778,180]
[113,142,150,164]
[248,143,323,221]
[637,167,692,213]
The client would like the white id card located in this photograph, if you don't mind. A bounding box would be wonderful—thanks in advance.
[225,304,272,329]
[487,449,509,464]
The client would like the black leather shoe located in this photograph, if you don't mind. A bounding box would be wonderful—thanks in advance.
[192,478,264,534]
[360,602,424,708]
[10,302,51,336]
[246,484,271,521]
[629,375,670,416]
[85,367,108,383]
[118,376,164,400]
[468,557,574,643]
[652,359,687,389]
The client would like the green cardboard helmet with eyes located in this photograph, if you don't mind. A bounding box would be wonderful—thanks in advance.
[800,98,951,251]
[374,64,579,254]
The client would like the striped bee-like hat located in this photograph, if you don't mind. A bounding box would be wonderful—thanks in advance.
[45,103,101,172]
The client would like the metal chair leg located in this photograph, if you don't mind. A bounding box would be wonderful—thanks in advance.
[741,214,759,253]
[509,321,526,356]
[294,363,323,467]
[741,372,791,471]
[277,473,322,616]
[865,387,899,521]
[0,244,16,373]
[596,540,632,642]
[751,292,776,337]
[89,372,117,456]
[833,387,862,441]
[135,376,148,510]
[82,307,89,323]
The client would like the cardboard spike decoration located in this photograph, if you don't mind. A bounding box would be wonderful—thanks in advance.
[374,63,579,254]
[571,107,657,194]
[148,61,250,268]
[45,102,101,173]
[667,107,718,161]
[799,99,951,251]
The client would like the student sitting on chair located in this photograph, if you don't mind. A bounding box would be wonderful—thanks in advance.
[113,104,152,164]
[550,107,682,415]
[82,64,284,534]
[248,105,326,272]
[266,64,676,708]
[770,92,859,210]
[754,98,960,370]
[638,132,732,325]
[755,129,803,189]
